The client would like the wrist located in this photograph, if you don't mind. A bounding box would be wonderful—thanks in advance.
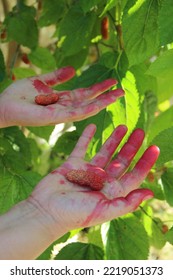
[0,198,66,259]
[27,194,67,241]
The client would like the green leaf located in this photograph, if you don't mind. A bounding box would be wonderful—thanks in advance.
[79,0,104,13]
[131,64,157,97]
[130,64,157,132]
[151,127,173,166]
[53,131,79,156]
[56,232,71,244]
[146,49,173,103]
[58,5,96,56]
[75,63,113,88]
[142,181,165,201]
[122,0,159,66]
[39,0,66,27]
[122,71,140,133]
[87,226,104,249]
[27,126,55,142]
[148,106,173,143]
[28,47,56,71]
[0,49,6,82]
[27,138,41,170]
[147,49,173,77]
[142,206,166,249]
[142,91,157,133]
[159,0,173,45]
[2,149,29,172]
[0,171,41,214]
[0,126,32,171]
[105,99,126,138]
[13,67,36,79]
[0,137,11,153]
[6,6,38,49]
[149,219,166,249]
[161,168,173,206]
[55,242,104,260]
[165,227,173,245]
[99,52,118,69]
[102,214,149,260]
[100,0,119,17]
[55,48,88,70]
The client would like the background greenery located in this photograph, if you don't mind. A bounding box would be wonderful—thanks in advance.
[0,0,173,260]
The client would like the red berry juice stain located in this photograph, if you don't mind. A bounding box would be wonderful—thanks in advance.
[51,170,58,174]
[33,79,53,94]
[60,179,65,185]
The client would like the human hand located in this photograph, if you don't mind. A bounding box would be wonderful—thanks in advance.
[30,124,159,237]
[0,66,124,128]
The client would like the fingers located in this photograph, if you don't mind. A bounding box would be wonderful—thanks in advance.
[112,189,153,216]
[106,129,145,178]
[125,189,154,206]
[110,189,154,216]
[95,88,124,104]
[91,125,127,168]
[83,189,153,227]
[70,124,96,158]
[54,88,125,123]
[76,88,124,120]
[71,79,118,101]
[119,145,160,195]
[36,66,75,87]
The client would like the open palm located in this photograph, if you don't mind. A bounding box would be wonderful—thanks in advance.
[30,124,159,235]
[0,66,124,128]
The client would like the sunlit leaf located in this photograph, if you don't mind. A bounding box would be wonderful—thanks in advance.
[122,0,160,66]
[142,206,166,249]
[102,214,149,260]
[122,71,140,133]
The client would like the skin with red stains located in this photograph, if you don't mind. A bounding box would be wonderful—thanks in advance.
[65,169,104,190]
[33,80,53,94]
[59,180,65,185]
[30,124,159,234]
[0,124,160,259]
[0,66,124,128]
